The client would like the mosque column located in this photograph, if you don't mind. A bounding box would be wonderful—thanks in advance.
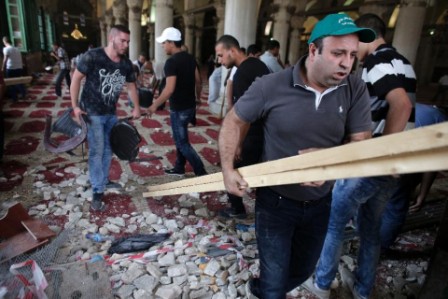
[112,0,127,25]
[392,0,428,65]
[154,0,173,78]
[104,12,113,38]
[223,0,259,48]
[127,0,143,61]
[194,13,205,60]
[214,0,225,39]
[99,18,107,47]
[288,14,304,66]
[184,13,195,54]
[272,0,292,61]
[195,29,203,63]
[147,23,155,60]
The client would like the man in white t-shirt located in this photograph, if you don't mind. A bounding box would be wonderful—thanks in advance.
[2,36,26,101]
[259,39,284,73]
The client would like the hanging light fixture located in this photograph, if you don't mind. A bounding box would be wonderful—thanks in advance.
[71,24,84,40]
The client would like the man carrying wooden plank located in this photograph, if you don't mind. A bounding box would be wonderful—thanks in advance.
[305,14,416,299]
[2,36,26,101]
[218,13,375,299]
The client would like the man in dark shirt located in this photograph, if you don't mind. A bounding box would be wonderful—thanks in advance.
[215,35,270,219]
[71,25,141,211]
[219,13,375,298]
[148,27,206,176]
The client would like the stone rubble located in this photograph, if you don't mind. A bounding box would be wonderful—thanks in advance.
[0,163,437,299]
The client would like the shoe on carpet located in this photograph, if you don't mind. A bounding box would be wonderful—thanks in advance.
[91,193,107,212]
[106,180,122,189]
[302,276,330,299]
[90,201,107,212]
[339,265,367,299]
[164,168,185,177]
[218,207,247,219]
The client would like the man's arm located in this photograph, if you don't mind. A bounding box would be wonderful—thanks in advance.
[70,69,86,120]
[383,88,413,135]
[219,109,250,197]
[348,130,372,142]
[1,52,8,72]
[148,75,176,115]
[127,82,141,119]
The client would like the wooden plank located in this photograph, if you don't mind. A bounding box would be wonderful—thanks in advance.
[143,147,448,197]
[4,76,33,86]
[21,219,57,241]
[0,232,48,263]
[147,122,448,193]
[0,203,31,239]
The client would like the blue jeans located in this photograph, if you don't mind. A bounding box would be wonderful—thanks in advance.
[315,176,397,298]
[86,115,117,194]
[5,68,26,100]
[55,69,71,96]
[255,187,331,299]
[170,108,205,175]
[380,174,421,249]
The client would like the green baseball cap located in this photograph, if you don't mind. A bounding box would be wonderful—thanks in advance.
[308,13,376,44]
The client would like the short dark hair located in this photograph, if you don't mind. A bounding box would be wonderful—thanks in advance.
[247,44,261,56]
[312,37,324,54]
[110,25,130,35]
[216,35,240,50]
[2,36,10,43]
[266,39,280,50]
[355,13,385,38]
[173,40,182,48]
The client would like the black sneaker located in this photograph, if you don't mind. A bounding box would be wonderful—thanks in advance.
[91,193,107,212]
[164,168,185,177]
[218,207,247,219]
[106,180,122,189]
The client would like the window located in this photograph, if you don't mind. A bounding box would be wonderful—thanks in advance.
[5,0,27,51]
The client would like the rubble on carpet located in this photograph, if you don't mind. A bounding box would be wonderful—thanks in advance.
[0,163,439,298]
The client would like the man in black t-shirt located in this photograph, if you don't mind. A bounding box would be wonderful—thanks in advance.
[148,27,206,176]
[215,35,270,219]
[71,25,141,211]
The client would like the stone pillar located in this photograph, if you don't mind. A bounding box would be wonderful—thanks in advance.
[147,23,155,60]
[154,0,173,78]
[288,15,304,66]
[272,0,292,61]
[194,13,205,60]
[214,0,225,39]
[392,0,427,65]
[223,0,259,48]
[99,18,107,47]
[127,0,143,61]
[104,12,113,38]
[184,14,195,54]
[112,0,127,25]
[195,30,202,63]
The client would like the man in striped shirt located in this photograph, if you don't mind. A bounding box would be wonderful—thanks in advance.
[305,13,416,299]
